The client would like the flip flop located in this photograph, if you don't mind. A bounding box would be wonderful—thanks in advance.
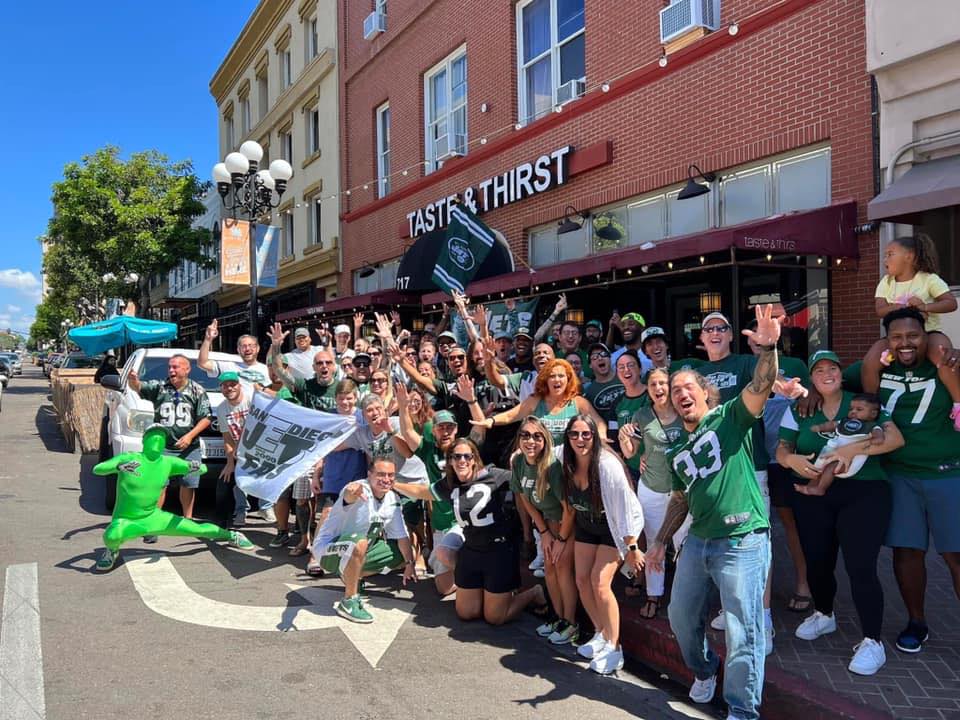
[306,561,325,577]
[639,597,661,619]
[288,546,308,557]
[787,593,813,613]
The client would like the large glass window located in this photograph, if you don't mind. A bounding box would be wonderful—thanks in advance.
[353,258,400,294]
[517,0,585,124]
[916,205,960,286]
[280,48,292,89]
[721,166,770,226]
[306,16,319,61]
[257,71,269,120]
[306,197,322,246]
[376,103,391,197]
[282,211,295,257]
[425,50,467,173]
[307,107,320,155]
[224,114,234,151]
[240,97,251,137]
[280,129,293,163]
[774,148,832,214]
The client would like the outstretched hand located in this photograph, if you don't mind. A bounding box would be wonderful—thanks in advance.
[205,319,219,342]
[742,304,782,348]
[266,322,289,348]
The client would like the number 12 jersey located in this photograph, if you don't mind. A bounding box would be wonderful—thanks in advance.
[431,470,512,550]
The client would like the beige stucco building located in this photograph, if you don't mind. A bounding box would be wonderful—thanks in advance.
[866,0,960,338]
[209,0,340,341]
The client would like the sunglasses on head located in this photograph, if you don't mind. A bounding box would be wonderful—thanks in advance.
[519,431,545,442]
[703,324,731,334]
[451,452,474,462]
[567,430,594,441]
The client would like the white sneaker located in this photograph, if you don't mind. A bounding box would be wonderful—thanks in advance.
[577,631,606,659]
[589,643,624,674]
[689,674,717,704]
[795,611,837,641]
[537,620,558,637]
[533,567,545,578]
[766,623,775,656]
[848,638,886,676]
[261,507,277,523]
[710,611,725,631]
[528,556,544,571]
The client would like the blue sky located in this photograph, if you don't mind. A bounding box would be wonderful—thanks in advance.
[0,1,259,336]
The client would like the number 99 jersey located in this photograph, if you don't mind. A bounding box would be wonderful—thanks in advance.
[667,396,769,540]
[431,469,512,550]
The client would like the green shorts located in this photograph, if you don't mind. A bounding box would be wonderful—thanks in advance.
[319,533,404,576]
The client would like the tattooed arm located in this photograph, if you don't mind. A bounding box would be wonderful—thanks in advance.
[646,491,689,572]
[741,304,781,417]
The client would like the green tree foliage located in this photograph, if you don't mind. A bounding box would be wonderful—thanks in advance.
[29,296,72,344]
[45,146,213,306]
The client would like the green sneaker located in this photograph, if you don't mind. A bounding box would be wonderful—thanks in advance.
[549,621,580,645]
[335,594,373,624]
[229,531,255,550]
[95,547,119,572]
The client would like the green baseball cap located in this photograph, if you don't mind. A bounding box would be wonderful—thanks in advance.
[807,350,841,371]
[218,370,240,384]
[434,410,457,426]
[622,312,646,326]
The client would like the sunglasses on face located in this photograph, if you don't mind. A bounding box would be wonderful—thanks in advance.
[371,377,387,384]
[369,350,382,356]
[590,351,610,360]
[519,431,545,442]
[703,325,731,334]
[448,354,466,361]
[354,360,371,367]
[451,452,474,462]
[567,430,594,441]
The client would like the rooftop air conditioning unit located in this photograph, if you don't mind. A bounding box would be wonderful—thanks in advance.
[363,11,387,39]
[556,78,586,105]
[659,0,720,44]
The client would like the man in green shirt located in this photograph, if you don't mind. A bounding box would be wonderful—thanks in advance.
[267,324,338,413]
[871,307,960,654]
[647,305,781,720]
[582,343,624,436]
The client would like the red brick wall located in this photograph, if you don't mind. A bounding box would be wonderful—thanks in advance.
[338,0,877,362]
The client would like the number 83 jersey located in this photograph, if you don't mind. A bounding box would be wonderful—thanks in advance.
[667,397,769,540]
[431,470,512,550]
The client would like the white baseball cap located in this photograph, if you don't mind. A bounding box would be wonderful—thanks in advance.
[701,312,731,329]
[334,324,351,335]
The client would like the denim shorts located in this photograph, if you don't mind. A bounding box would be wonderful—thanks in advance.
[886,472,960,552]
[166,447,202,489]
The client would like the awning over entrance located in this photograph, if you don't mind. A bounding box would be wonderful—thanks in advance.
[868,155,960,223]
[395,227,516,292]
[421,201,858,305]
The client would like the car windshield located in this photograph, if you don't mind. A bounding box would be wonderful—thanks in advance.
[62,355,102,369]
[138,357,223,391]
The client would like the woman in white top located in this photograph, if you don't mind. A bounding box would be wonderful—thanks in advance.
[561,414,645,675]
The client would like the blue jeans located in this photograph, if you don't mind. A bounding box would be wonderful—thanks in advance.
[668,529,771,720]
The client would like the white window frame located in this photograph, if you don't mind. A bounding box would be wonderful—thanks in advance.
[424,47,468,173]
[376,0,387,14]
[280,129,293,164]
[282,211,295,257]
[280,48,292,89]
[515,0,586,125]
[376,102,391,198]
[240,96,251,137]
[306,16,319,61]
[306,196,323,246]
[257,71,269,121]
[224,114,235,151]
[307,106,320,156]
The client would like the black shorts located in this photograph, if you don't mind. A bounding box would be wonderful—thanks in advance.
[574,515,617,547]
[767,463,793,509]
[317,492,339,508]
[455,541,520,594]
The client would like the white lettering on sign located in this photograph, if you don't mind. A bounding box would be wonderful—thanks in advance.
[406,146,572,238]
[741,236,797,252]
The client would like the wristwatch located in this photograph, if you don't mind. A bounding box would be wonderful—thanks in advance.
[627,543,639,552]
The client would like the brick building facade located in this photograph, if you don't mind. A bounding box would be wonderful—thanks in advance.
[322,0,878,362]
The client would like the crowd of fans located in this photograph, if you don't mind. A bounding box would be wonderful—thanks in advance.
[121,234,960,720]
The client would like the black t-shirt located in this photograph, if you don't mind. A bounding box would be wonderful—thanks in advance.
[433,374,495,438]
[431,470,511,549]
[568,483,608,536]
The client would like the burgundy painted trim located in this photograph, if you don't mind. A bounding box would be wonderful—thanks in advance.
[341,0,824,225]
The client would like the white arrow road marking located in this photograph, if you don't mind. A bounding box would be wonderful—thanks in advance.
[1,563,46,720]
[125,555,415,667]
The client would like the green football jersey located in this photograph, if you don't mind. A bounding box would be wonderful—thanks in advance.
[138,379,212,449]
[696,353,767,469]
[628,405,685,493]
[668,396,769,539]
[583,376,626,428]
[415,426,456,531]
[878,360,958,478]
[291,377,338,413]
[614,392,650,439]
[509,454,565,522]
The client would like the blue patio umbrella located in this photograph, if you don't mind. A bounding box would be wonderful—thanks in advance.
[67,316,178,355]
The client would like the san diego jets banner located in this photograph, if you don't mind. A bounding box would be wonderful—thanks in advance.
[235,391,357,503]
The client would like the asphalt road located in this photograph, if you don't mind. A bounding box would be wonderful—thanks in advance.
[0,364,717,720]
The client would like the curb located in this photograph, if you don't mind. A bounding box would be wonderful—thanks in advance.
[617,604,893,720]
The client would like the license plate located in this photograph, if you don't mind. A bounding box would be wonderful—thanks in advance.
[200,437,226,459]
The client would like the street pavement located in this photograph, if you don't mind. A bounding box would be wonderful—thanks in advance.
[0,365,716,720]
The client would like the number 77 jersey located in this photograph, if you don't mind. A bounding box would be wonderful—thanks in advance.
[879,360,956,479]
[667,397,769,540]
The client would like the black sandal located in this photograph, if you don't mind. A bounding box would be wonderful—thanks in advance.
[639,596,661,619]
[787,593,813,613]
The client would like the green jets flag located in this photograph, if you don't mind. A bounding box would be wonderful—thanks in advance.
[432,205,495,294]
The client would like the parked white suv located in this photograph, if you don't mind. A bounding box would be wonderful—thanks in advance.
[99,347,244,510]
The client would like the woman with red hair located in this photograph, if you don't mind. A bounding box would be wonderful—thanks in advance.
[472,358,607,444]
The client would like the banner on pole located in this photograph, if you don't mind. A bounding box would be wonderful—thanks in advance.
[221,219,250,285]
[235,392,357,503]
[451,296,540,348]
[256,224,280,288]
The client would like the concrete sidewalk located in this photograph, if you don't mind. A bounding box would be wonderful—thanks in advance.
[617,518,960,719]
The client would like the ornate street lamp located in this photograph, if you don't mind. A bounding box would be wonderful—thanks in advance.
[212,140,293,338]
